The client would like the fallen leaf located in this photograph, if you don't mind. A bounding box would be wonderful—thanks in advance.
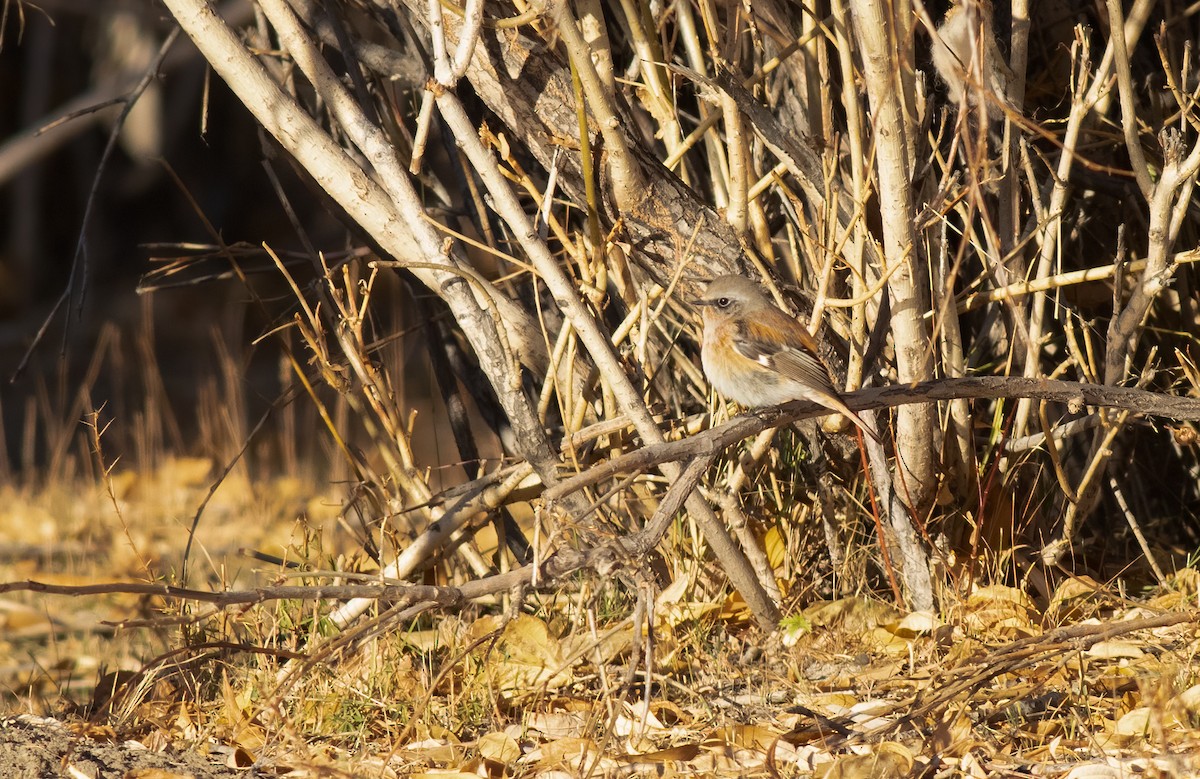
[823,742,912,779]
[1114,707,1151,739]
[466,614,573,696]
[478,731,520,764]
[893,610,940,636]
[1086,641,1145,659]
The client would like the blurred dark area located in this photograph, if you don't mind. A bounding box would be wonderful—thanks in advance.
[0,0,348,479]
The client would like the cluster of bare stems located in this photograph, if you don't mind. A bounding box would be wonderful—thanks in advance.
[97,0,1200,632]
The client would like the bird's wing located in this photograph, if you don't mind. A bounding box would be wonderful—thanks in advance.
[732,317,883,443]
[731,319,840,399]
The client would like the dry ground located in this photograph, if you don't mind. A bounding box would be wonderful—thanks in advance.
[3,469,1200,777]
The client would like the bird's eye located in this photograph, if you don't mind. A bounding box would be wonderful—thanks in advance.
[716,297,732,308]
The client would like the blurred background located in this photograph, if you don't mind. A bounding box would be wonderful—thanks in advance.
[0,0,470,487]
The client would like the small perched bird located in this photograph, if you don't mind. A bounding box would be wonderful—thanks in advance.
[696,275,882,444]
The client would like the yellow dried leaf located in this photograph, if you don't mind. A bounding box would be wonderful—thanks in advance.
[1172,684,1200,715]
[472,522,499,557]
[231,723,266,752]
[960,585,1036,637]
[466,614,572,695]
[804,597,900,632]
[1167,568,1200,596]
[707,723,781,752]
[1146,590,1191,611]
[478,731,520,764]
[658,600,722,627]
[864,626,912,656]
[763,525,786,569]
[959,749,989,778]
[0,602,50,632]
[1047,577,1113,622]
[719,590,752,624]
[1114,706,1151,738]
[844,701,896,732]
[617,743,701,765]
[560,623,632,666]
[529,736,605,768]
[876,742,915,772]
[965,585,1035,611]
[1085,640,1145,659]
[893,610,940,637]
[399,628,443,652]
[809,692,858,713]
[930,707,973,756]
[106,469,138,500]
[1092,664,1139,695]
[399,737,462,764]
[816,660,906,689]
[655,574,690,606]
[525,710,588,740]
[1061,765,1125,779]
[613,699,668,736]
[822,742,912,779]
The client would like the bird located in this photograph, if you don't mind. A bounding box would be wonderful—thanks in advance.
[695,275,882,444]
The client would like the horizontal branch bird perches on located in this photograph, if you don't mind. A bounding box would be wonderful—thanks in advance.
[543,376,1200,503]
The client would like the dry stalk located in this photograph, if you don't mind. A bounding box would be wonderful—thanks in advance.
[850,0,936,515]
[432,79,781,628]
[1012,27,1100,439]
[848,0,935,608]
[1040,41,1200,563]
[1105,0,1156,199]
[712,428,783,602]
[611,0,683,162]
[958,249,1200,313]
[547,0,645,211]
[829,0,871,395]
